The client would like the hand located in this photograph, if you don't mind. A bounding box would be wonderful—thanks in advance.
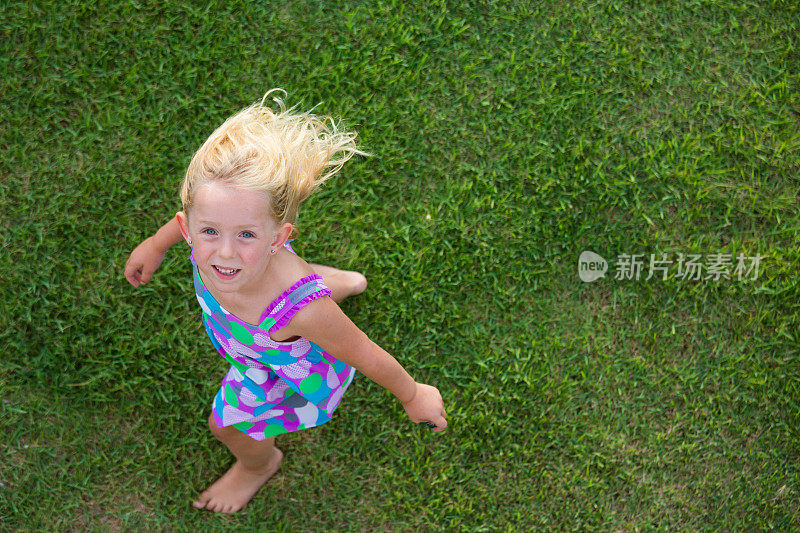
[402,382,448,433]
[124,237,167,287]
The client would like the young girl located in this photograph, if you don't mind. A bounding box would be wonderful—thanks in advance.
[124,90,447,515]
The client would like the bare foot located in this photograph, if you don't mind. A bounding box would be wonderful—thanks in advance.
[192,448,283,514]
[309,264,367,302]
[342,270,367,298]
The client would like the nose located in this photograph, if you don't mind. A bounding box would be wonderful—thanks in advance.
[218,237,236,259]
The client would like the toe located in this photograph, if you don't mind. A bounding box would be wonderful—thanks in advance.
[192,496,208,509]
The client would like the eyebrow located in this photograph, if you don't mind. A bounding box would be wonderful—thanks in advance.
[197,220,259,230]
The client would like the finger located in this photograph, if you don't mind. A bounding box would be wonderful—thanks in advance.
[140,266,154,284]
[124,260,140,279]
[124,269,140,287]
[432,415,447,432]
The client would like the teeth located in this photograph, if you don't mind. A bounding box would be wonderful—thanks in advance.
[215,266,238,275]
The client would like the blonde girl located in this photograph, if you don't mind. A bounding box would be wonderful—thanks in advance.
[124,90,447,514]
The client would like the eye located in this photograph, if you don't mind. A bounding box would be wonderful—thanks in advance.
[202,228,217,236]
[241,231,255,239]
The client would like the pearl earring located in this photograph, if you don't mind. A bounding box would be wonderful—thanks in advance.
[187,239,192,245]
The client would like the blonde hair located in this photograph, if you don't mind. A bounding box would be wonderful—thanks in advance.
[180,89,368,234]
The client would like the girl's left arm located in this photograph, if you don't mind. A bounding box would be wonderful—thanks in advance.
[288,297,448,432]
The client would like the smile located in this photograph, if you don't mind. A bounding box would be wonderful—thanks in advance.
[213,265,241,277]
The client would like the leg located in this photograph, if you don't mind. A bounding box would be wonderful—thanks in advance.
[308,263,367,303]
[193,414,284,514]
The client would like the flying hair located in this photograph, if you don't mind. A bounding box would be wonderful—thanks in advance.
[180,88,369,234]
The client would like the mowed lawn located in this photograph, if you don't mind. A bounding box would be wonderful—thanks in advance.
[1,0,798,530]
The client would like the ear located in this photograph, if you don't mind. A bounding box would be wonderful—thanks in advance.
[271,222,294,250]
[175,211,192,245]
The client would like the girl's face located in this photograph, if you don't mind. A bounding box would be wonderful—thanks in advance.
[177,182,290,297]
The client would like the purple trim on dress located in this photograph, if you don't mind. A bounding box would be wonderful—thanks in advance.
[259,275,326,324]
[269,287,332,335]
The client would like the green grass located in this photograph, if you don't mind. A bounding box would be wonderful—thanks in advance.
[2,0,799,530]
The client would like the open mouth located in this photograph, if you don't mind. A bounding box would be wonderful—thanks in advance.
[213,265,241,278]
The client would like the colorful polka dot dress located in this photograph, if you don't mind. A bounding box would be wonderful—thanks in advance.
[190,242,356,440]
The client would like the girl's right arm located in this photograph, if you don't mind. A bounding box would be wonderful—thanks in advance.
[124,215,184,287]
